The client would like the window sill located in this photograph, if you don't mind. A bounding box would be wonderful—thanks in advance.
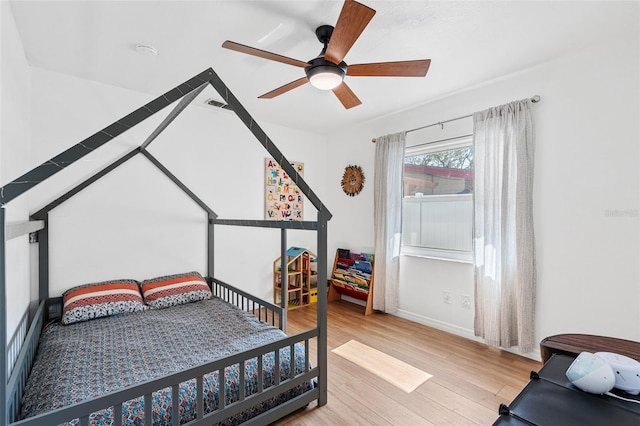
[400,248,473,264]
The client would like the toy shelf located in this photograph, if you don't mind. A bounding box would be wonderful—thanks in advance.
[273,247,317,310]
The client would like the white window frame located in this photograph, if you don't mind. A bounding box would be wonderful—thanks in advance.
[401,135,473,263]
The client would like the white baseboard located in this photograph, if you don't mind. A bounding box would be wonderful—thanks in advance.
[395,309,541,362]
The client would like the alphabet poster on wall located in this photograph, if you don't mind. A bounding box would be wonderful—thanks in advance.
[265,158,304,221]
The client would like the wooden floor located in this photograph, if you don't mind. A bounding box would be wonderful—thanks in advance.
[276,300,541,425]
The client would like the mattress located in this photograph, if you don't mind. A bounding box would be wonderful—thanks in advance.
[20,297,310,425]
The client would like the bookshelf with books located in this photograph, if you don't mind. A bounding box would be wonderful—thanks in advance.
[273,247,318,309]
[328,248,375,315]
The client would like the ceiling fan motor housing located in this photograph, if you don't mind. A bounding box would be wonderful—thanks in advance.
[305,57,347,77]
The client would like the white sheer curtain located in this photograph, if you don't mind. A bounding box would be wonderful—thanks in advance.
[473,99,536,353]
[373,132,406,313]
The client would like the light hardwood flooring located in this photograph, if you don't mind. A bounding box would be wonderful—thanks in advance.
[276,300,541,425]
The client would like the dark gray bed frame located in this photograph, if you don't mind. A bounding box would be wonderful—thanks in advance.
[0,68,331,425]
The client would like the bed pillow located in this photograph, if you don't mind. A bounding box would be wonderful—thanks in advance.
[61,279,146,325]
[141,271,211,309]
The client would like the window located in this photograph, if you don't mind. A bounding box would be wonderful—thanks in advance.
[401,136,473,262]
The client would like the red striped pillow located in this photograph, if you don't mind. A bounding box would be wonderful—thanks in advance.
[141,271,211,309]
[61,280,145,325]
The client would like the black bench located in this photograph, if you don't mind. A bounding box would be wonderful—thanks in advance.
[494,354,640,425]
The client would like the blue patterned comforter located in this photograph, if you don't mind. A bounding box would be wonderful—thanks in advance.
[20,298,310,425]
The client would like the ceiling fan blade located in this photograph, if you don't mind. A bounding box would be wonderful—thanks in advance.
[332,82,362,109]
[348,59,432,77]
[222,41,309,68]
[258,77,309,99]
[325,0,376,65]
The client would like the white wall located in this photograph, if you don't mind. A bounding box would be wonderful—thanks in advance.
[1,1,32,343]
[26,67,327,302]
[326,33,640,357]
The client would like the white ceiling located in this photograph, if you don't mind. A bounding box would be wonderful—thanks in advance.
[8,0,639,135]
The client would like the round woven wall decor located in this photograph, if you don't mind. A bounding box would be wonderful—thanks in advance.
[341,165,365,197]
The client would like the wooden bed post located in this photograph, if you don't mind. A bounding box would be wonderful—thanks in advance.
[317,210,329,406]
[1,207,7,425]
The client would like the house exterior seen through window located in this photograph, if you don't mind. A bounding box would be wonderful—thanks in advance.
[402,136,473,262]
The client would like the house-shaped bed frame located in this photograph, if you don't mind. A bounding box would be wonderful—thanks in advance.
[0,68,330,425]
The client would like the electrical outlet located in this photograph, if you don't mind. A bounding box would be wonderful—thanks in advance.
[443,291,452,304]
[461,295,472,309]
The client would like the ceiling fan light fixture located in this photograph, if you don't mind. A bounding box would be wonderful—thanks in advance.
[308,66,344,90]
[305,57,347,91]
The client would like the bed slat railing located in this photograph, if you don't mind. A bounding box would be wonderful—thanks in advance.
[6,301,45,423]
[257,356,264,393]
[209,277,284,329]
[113,404,122,426]
[290,344,296,380]
[196,376,204,419]
[172,385,179,426]
[11,328,318,426]
[144,393,152,425]
[6,310,28,379]
[305,340,310,373]
[239,361,246,401]
[275,349,281,386]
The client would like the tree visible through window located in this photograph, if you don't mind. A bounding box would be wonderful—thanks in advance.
[405,147,473,168]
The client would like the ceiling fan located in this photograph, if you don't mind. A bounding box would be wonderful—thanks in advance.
[222,0,431,109]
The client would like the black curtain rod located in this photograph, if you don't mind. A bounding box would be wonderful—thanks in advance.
[372,95,541,143]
